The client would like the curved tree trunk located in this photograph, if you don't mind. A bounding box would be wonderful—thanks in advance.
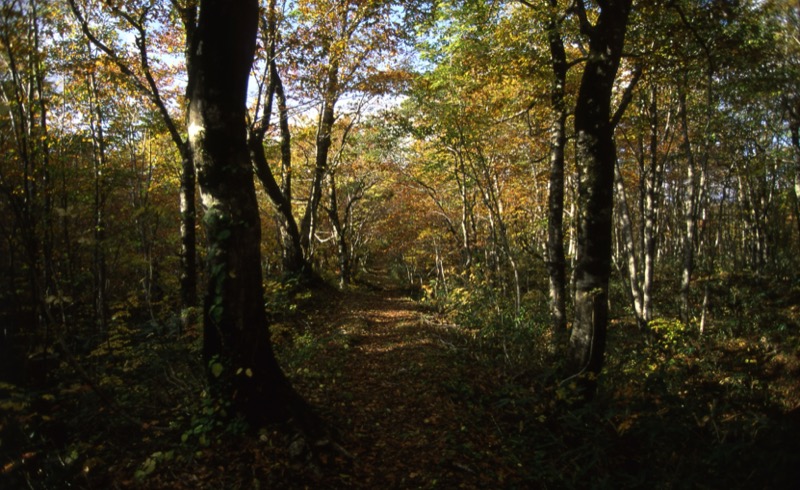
[248,0,314,281]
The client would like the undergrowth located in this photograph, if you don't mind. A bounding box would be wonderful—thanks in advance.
[424,274,552,380]
[2,272,799,488]
[423,272,800,488]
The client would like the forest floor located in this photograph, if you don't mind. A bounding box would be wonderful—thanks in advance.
[3,273,800,488]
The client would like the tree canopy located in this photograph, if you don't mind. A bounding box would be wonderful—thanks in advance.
[2,0,800,487]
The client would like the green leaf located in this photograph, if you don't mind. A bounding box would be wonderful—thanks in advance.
[135,457,157,480]
[210,362,224,378]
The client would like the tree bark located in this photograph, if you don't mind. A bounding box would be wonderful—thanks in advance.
[301,61,340,259]
[545,0,569,349]
[789,109,800,245]
[567,0,632,398]
[642,84,664,327]
[188,0,314,427]
[179,152,197,311]
[68,0,200,312]
[87,65,108,338]
[248,0,313,280]
[677,79,710,324]
[614,160,645,328]
[327,172,351,288]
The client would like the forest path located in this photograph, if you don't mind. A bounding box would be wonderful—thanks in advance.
[289,287,515,488]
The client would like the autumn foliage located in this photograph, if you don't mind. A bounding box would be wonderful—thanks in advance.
[2,0,800,488]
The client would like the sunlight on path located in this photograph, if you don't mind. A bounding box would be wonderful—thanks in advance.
[297,289,512,488]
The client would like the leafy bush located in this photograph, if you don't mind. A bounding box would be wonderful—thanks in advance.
[429,272,550,378]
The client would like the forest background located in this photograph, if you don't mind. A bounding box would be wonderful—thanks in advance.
[2,0,800,488]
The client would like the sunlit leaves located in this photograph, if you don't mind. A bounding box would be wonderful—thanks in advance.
[281,0,413,102]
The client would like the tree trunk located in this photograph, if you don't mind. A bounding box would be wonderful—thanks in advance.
[678,83,698,325]
[247,0,313,281]
[545,1,569,349]
[249,130,309,277]
[68,0,201,314]
[789,114,800,245]
[187,0,315,427]
[613,161,645,328]
[327,173,351,288]
[675,13,713,322]
[179,151,197,311]
[178,2,199,312]
[32,0,55,339]
[642,84,664,327]
[87,66,108,338]
[301,64,339,259]
[567,0,632,398]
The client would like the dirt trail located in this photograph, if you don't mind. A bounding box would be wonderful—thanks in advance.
[295,289,514,488]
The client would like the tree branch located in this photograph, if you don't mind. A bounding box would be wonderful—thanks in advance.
[572,0,594,37]
[610,64,643,129]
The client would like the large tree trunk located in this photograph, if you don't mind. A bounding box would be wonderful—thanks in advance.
[179,2,198,313]
[567,0,632,398]
[187,0,314,427]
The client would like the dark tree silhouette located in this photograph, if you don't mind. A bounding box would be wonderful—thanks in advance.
[187,0,317,428]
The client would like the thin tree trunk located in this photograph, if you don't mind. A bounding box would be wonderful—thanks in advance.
[301,61,339,259]
[678,84,697,325]
[789,117,800,246]
[250,131,308,275]
[327,172,351,288]
[68,0,200,314]
[642,84,666,326]
[247,0,312,280]
[672,3,714,324]
[179,153,197,312]
[545,0,568,348]
[613,161,645,329]
[31,0,54,339]
[87,66,108,338]
[455,156,474,270]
